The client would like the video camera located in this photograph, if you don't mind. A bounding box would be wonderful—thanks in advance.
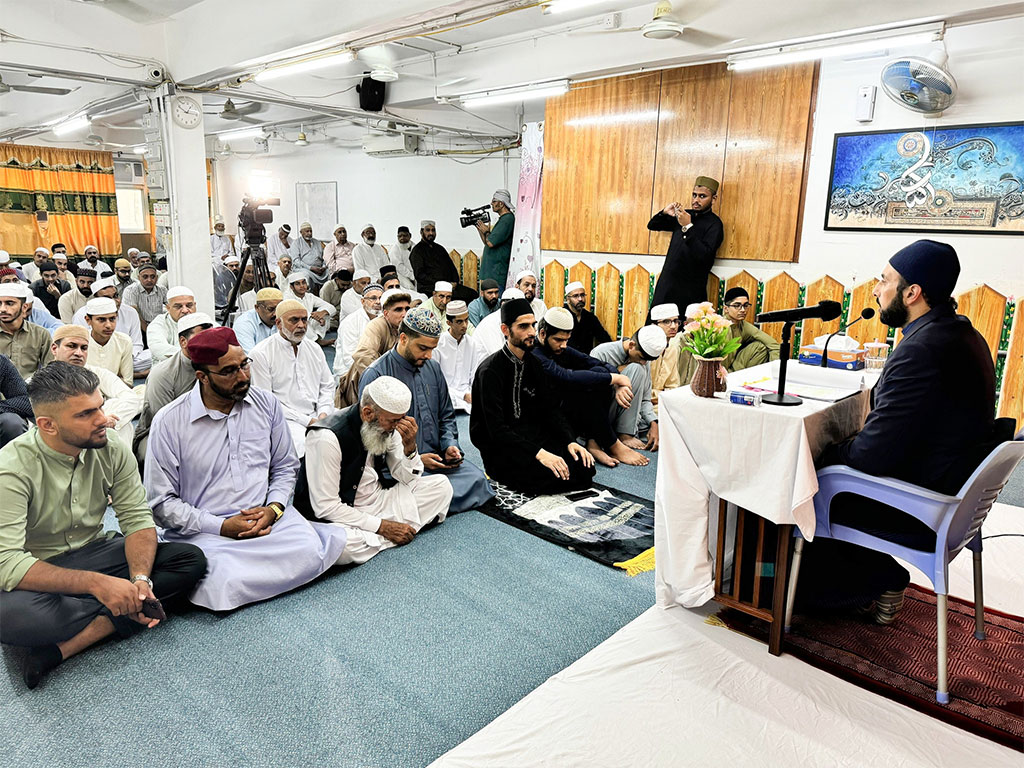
[459,204,491,229]
[238,195,280,247]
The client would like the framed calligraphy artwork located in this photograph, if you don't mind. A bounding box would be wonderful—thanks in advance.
[825,121,1024,235]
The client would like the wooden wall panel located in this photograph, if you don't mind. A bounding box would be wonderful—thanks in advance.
[705,273,721,314]
[801,275,845,342]
[595,264,621,338]
[759,272,800,342]
[998,300,1023,429]
[460,250,478,292]
[955,285,1005,364]
[542,73,662,254]
[543,260,566,307]
[622,266,652,338]
[449,250,462,283]
[718,63,816,262]
[568,262,594,308]
[847,279,888,346]
[648,64,730,256]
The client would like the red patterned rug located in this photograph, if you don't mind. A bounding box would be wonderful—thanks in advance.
[720,585,1024,751]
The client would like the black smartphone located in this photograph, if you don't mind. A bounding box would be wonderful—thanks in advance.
[141,597,167,621]
[442,455,463,466]
[565,489,599,502]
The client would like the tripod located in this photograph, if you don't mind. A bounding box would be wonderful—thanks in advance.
[218,241,276,325]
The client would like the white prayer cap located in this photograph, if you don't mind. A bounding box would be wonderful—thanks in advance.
[167,286,195,301]
[0,250,10,264]
[420,219,435,228]
[127,247,140,256]
[564,281,584,294]
[85,297,118,316]
[91,276,117,293]
[445,300,468,316]
[501,288,525,301]
[287,271,308,285]
[299,221,312,229]
[636,324,668,360]
[433,280,453,293]
[177,311,214,334]
[650,303,680,321]
[333,223,345,232]
[35,246,50,256]
[224,255,241,265]
[352,269,371,281]
[514,269,536,285]
[408,291,426,306]
[543,306,574,332]
[84,244,98,253]
[362,223,375,232]
[364,375,411,415]
[0,282,28,298]
[214,214,224,224]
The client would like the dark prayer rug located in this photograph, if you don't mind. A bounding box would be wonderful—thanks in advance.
[479,481,655,573]
[717,585,1024,751]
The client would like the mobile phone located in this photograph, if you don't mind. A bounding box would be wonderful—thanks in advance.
[565,489,599,502]
[141,597,167,621]
[442,455,463,465]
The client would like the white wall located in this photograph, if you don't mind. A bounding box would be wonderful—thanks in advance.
[543,16,1024,299]
[214,144,521,256]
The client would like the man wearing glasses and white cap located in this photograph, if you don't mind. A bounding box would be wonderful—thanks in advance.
[475,189,516,287]
[146,286,196,364]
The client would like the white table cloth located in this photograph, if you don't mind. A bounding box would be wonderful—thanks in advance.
[655,362,872,609]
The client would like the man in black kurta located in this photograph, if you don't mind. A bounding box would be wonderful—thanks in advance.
[563,280,611,353]
[470,299,595,494]
[409,220,461,294]
[649,176,724,312]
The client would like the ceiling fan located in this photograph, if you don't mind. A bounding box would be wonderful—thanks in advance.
[0,74,74,96]
[313,45,470,86]
[574,0,737,48]
[206,99,265,125]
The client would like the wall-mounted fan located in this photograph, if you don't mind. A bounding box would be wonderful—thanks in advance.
[880,50,957,114]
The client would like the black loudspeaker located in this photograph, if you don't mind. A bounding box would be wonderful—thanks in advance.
[357,77,386,112]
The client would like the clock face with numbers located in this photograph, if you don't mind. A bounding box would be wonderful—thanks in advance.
[171,96,202,129]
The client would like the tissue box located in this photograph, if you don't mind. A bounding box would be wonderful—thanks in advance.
[797,344,866,370]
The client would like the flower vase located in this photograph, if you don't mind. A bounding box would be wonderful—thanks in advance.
[690,355,725,398]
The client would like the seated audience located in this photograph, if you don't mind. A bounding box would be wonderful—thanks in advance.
[82,297,135,385]
[233,261,257,312]
[22,247,51,283]
[0,282,53,379]
[514,270,546,319]
[250,301,335,457]
[434,300,488,414]
[273,254,294,289]
[423,281,453,328]
[468,278,500,327]
[121,264,167,337]
[359,307,493,514]
[410,220,458,296]
[233,287,283,353]
[534,307,647,467]
[340,269,372,319]
[333,283,383,381]
[385,226,417,290]
[58,268,96,323]
[52,252,70,283]
[352,224,391,280]
[648,303,682,410]
[30,260,70,318]
[50,325,141,445]
[145,327,346,611]
[113,259,135,298]
[591,326,667,452]
[473,288,525,355]
[0,251,28,281]
[0,362,205,689]
[299,376,452,564]
[284,273,336,344]
[470,298,595,493]
[134,313,213,463]
[319,269,353,328]
[323,225,354,276]
[20,290,63,335]
[381,272,402,292]
[147,286,197,363]
[76,245,113,278]
[73,277,150,377]
[564,281,611,352]
[266,224,292,269]
[289,222,327,292]
[799,240,1000,622]
[209,218,238,259]
[0,354,32,448]
[337,289,411,407]
[678,287,780,383]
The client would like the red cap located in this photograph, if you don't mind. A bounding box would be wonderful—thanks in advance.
[186,326,240,365]
[0,268,16,279]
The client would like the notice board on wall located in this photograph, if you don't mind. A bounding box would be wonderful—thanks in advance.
[295,181,338,240]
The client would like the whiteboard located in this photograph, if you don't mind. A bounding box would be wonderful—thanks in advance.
[295,181,338,240]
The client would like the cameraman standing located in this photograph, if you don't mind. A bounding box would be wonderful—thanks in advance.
[475,189,516,287]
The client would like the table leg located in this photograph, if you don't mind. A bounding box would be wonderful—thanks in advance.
[768,524,794,657]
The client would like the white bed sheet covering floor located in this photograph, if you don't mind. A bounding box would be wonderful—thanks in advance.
[433,503,1024,768]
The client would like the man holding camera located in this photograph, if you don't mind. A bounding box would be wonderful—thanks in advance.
[475,189,516,288]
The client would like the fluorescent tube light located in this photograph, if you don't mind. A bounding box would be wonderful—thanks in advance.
[727,27,942,71]
[219,127,264,140]
[543,0,608,13]
[132,145,148,154]
[460,80,569,109]
[255,50,355,82]
[52,116,90,136]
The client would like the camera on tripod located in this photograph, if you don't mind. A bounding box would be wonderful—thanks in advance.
[238,195,280,246]
[459,204,491,228]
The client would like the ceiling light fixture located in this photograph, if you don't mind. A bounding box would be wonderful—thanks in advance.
[255,50,356,82]
[218,126,265,140]
[727,24,943,71]
[132,145,148,154]
[460,80,569,109]
[52,115,91,136]
[542,0,608,14]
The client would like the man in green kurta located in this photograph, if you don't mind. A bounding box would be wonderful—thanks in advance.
[475,189,516,287]
[678,287,780,384]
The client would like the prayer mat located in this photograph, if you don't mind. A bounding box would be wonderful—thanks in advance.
[717,585,1024,751]
[480,481,655,573]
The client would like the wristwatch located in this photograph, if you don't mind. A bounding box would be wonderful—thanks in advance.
[268,502,285,521]
[131,574,154,589]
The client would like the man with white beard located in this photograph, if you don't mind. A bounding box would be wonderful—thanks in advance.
[284,273,336,344]
[298,375,452,565]
[333,283,383,381]
[351,224,391,279]
[385,226,417,291]
[210,218,239,260]
[289,222,327,292]
[514,270,547,319]
[265,224,292,269]
[249,300,335,457]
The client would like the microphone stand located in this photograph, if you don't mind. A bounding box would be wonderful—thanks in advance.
[820,314,868,367]
[761,321,802,406]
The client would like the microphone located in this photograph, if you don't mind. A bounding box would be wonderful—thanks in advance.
[820,307,876,368]
[755,301,842,324]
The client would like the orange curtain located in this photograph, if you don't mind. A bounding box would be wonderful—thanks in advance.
[0,143,122,260]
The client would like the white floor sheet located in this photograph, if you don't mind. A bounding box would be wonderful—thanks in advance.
[434,503,1024,767]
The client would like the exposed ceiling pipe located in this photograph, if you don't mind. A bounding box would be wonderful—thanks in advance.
[0,60,162,88]
[0,87,148,142]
